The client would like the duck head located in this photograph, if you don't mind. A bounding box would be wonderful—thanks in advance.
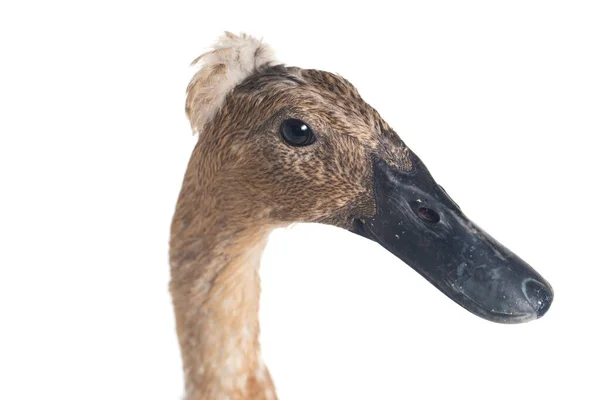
[185,32,553,323]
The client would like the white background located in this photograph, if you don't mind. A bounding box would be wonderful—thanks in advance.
[1,1,599,399]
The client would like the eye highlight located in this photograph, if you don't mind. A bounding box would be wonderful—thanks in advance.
[280,119,316,147]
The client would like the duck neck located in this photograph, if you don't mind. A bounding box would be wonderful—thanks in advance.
[170,223,277,400]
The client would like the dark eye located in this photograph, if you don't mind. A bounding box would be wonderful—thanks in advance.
[280,119,316,147]
[417,207,440,223]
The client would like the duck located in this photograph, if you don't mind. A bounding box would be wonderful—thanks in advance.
[169,32,554,400]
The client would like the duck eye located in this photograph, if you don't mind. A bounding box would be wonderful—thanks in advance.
[280,119,316,147]
[417,207,440,223]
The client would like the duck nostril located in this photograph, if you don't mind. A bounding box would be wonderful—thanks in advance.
[523,279,553,318]
[417,207,440,223]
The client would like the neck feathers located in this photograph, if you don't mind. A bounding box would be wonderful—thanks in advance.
[170,223,277,400]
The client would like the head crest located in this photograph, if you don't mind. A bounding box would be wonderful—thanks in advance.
[185,32,277,134]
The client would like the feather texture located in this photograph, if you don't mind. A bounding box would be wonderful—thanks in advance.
[185,32,277,134]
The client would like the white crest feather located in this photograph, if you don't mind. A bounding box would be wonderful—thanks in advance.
[185,32,277,134]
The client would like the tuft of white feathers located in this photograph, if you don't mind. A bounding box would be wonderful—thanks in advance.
[185,32,277,135]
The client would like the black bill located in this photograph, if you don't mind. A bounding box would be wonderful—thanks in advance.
[352,154,553,323]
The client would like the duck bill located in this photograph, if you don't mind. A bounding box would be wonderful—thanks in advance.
[352,155,553,323]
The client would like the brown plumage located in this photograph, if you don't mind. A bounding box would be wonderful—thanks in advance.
[170,32,413,400]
